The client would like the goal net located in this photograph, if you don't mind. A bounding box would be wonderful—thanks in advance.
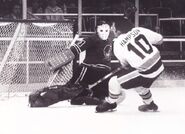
[0,20,74,97]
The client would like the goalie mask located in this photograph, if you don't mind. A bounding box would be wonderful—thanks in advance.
[97,23,110,40]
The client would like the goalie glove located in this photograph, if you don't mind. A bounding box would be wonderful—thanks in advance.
[46,49,75,71]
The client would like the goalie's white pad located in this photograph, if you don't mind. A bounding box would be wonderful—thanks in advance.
[46,49,75,71]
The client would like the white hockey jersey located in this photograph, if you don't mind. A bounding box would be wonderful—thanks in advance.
[113,27,164,78]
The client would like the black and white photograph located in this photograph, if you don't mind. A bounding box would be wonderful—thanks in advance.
[0,0,185,134]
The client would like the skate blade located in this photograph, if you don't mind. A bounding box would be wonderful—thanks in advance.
[140,109,160,112]
[95,109,117,113]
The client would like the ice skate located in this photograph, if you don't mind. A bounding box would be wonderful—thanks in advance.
[96,101,117,112]
[138,101,158,112]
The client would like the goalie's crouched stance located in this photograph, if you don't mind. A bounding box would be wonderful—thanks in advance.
[29,84,84,107]
[29,20,113,107]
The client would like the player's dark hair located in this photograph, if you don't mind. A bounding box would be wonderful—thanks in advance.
[114,18,134,33]
[95,20,109,30]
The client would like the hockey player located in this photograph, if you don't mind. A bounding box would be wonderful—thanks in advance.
[69,20,113,105]
[96,19,164,112]
[29,20,113,107]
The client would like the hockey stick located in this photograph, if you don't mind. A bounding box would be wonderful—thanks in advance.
[47,34,79,86]
[88,66,124,90]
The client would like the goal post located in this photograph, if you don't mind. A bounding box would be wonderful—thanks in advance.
[0,20,74,95]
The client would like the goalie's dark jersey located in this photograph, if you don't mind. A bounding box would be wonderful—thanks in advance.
[70,34,112,69]
[70,34,112,98]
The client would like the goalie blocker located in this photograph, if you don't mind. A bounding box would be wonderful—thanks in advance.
[46,49,75,71]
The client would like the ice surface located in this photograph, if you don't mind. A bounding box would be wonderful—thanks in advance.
[0,87,185,134]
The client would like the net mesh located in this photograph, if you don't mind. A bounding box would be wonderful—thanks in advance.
[0,21,74,96]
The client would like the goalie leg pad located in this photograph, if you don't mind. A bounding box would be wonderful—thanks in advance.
[29,86,61,107]
[29,84,84,107]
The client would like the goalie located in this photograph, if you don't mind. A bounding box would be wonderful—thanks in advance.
[29,20,114,107]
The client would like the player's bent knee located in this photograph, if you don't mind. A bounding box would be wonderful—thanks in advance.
[108,76,126,104]
[108,76,121,94]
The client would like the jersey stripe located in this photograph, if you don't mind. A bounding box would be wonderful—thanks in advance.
[138,51,160,71]
[74,66,87,84]
[71,44,81,55]
[139,59,162,75]
[140,64,164,78]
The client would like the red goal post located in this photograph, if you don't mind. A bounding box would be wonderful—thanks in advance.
[0,20,75,95]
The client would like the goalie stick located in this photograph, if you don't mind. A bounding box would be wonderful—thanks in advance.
[47,34,79,86]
